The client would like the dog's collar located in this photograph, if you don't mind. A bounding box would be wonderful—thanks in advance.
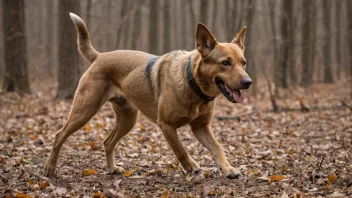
[186,56,215,103]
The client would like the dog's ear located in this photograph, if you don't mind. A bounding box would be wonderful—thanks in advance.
[231,26,247,50]
[196,23,217,58]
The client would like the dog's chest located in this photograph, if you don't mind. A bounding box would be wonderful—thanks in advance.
[169,102,212,127]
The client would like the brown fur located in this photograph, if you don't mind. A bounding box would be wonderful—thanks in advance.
[44,13,251,179]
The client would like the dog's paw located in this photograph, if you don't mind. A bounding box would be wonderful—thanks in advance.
[181,157,201,173]
[44,163,56,178]
[108,166,125,174]
[223,166,241,179]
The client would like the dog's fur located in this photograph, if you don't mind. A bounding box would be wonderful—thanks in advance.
[44,13,252,179]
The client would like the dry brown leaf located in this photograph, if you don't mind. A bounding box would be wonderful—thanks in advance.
[139,124,145,131]
[124,169,132,177]
[269,175,286,182]
[84,125,91,131]
[327,173,338,185]
[92,192,106,198]
[89,141,99,150]
[204,171,210,178]
[82,169,97,176]
[4,194,11,198]
[146,171,151,176]
[27,179,33,185]
[15,193,32,198]
[0,156,6,164]
[39,181,49,189]
[161,190,170,198]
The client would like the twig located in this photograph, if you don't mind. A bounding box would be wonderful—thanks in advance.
[215,104,347,120]
[316,154,325,176]
[23,168,51,181]
[338,100,352,113]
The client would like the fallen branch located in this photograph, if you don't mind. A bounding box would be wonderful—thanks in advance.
[215,104,348,120]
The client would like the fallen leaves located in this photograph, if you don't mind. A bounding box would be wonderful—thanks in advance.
[82,169,97,176]
[0,83,351,197]
[124,169,133,177]
[327,173,338,185]
[38,181,49,189]
[268,175,287,182]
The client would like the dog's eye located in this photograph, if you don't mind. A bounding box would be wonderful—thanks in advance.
[221,60,231,66]
[242,60,247,65]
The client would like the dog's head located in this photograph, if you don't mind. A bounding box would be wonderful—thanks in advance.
[195,23,252,103]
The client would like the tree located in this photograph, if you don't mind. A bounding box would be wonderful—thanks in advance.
[301,0,315,87]
[348,0,352,80]
[276,0,293,88]
[288,0,297,86]
[45,0,54,77]
[2,0,30,93]
[186,0,196,50]
[162,0,171,53]
[322,0,334,83]
[56,0,81,99]
[131,0,143,50]
[116,1,128,49]
[334,1,342,79]
[148,0,159,54]
[244,0,257,92]
[200,0,209,25]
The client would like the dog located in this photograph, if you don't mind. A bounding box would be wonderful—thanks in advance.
[44,13,252,179]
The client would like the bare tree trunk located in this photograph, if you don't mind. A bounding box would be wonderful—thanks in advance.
[322,0,334,83]
[269,0,279,87]
[162,0,171,53]
[187,0,196,50]
[200,0,209,25]
[277,0,292,88]
[210,0,218,35]
[226,0,240,42]
[123,1,133,49]
[289,0,297,86]
[148,0,159,54]
[131,0,143,50]
[245,0,257,93]
[57,0,81,99]
[46,0,54,77]
[348,0,352,80]
[0,2,4,86]
[301,0,314,87]
[116,0,128,49]
[86,0,92,29]
[335,1,342,79]
[105,0,113,51]
[2,0,30,93]
[180,0,187,49]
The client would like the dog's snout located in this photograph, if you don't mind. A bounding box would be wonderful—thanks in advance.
[240,77,252,89]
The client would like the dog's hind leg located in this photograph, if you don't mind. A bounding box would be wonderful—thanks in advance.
[104,97,138,174]
[44,81,108,177]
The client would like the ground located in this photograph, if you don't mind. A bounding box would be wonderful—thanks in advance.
[0,80,351,197]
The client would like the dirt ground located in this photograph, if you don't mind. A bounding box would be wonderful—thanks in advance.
[0,81,351,197]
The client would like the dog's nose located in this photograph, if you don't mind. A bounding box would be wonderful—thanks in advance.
[241,77,252,89]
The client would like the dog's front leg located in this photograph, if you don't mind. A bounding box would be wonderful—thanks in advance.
[191,123,241,179]
[159,123,201,173]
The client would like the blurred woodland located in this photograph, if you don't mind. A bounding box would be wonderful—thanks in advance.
[0,0,351,97]
[1,0,352,197]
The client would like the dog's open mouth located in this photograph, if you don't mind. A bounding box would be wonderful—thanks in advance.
[215,77,244,103]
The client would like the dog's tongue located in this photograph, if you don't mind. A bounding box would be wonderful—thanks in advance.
[232,90,244,103]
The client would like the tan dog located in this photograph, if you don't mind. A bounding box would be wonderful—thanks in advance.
[44,13,252,179]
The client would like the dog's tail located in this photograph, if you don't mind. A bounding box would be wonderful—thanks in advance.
[69,13,99,63]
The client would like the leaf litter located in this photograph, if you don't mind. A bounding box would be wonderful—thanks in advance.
[0,81,351,197]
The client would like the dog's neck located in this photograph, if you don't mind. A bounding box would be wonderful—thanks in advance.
[186,55,215,103]
[188,52,220,100]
